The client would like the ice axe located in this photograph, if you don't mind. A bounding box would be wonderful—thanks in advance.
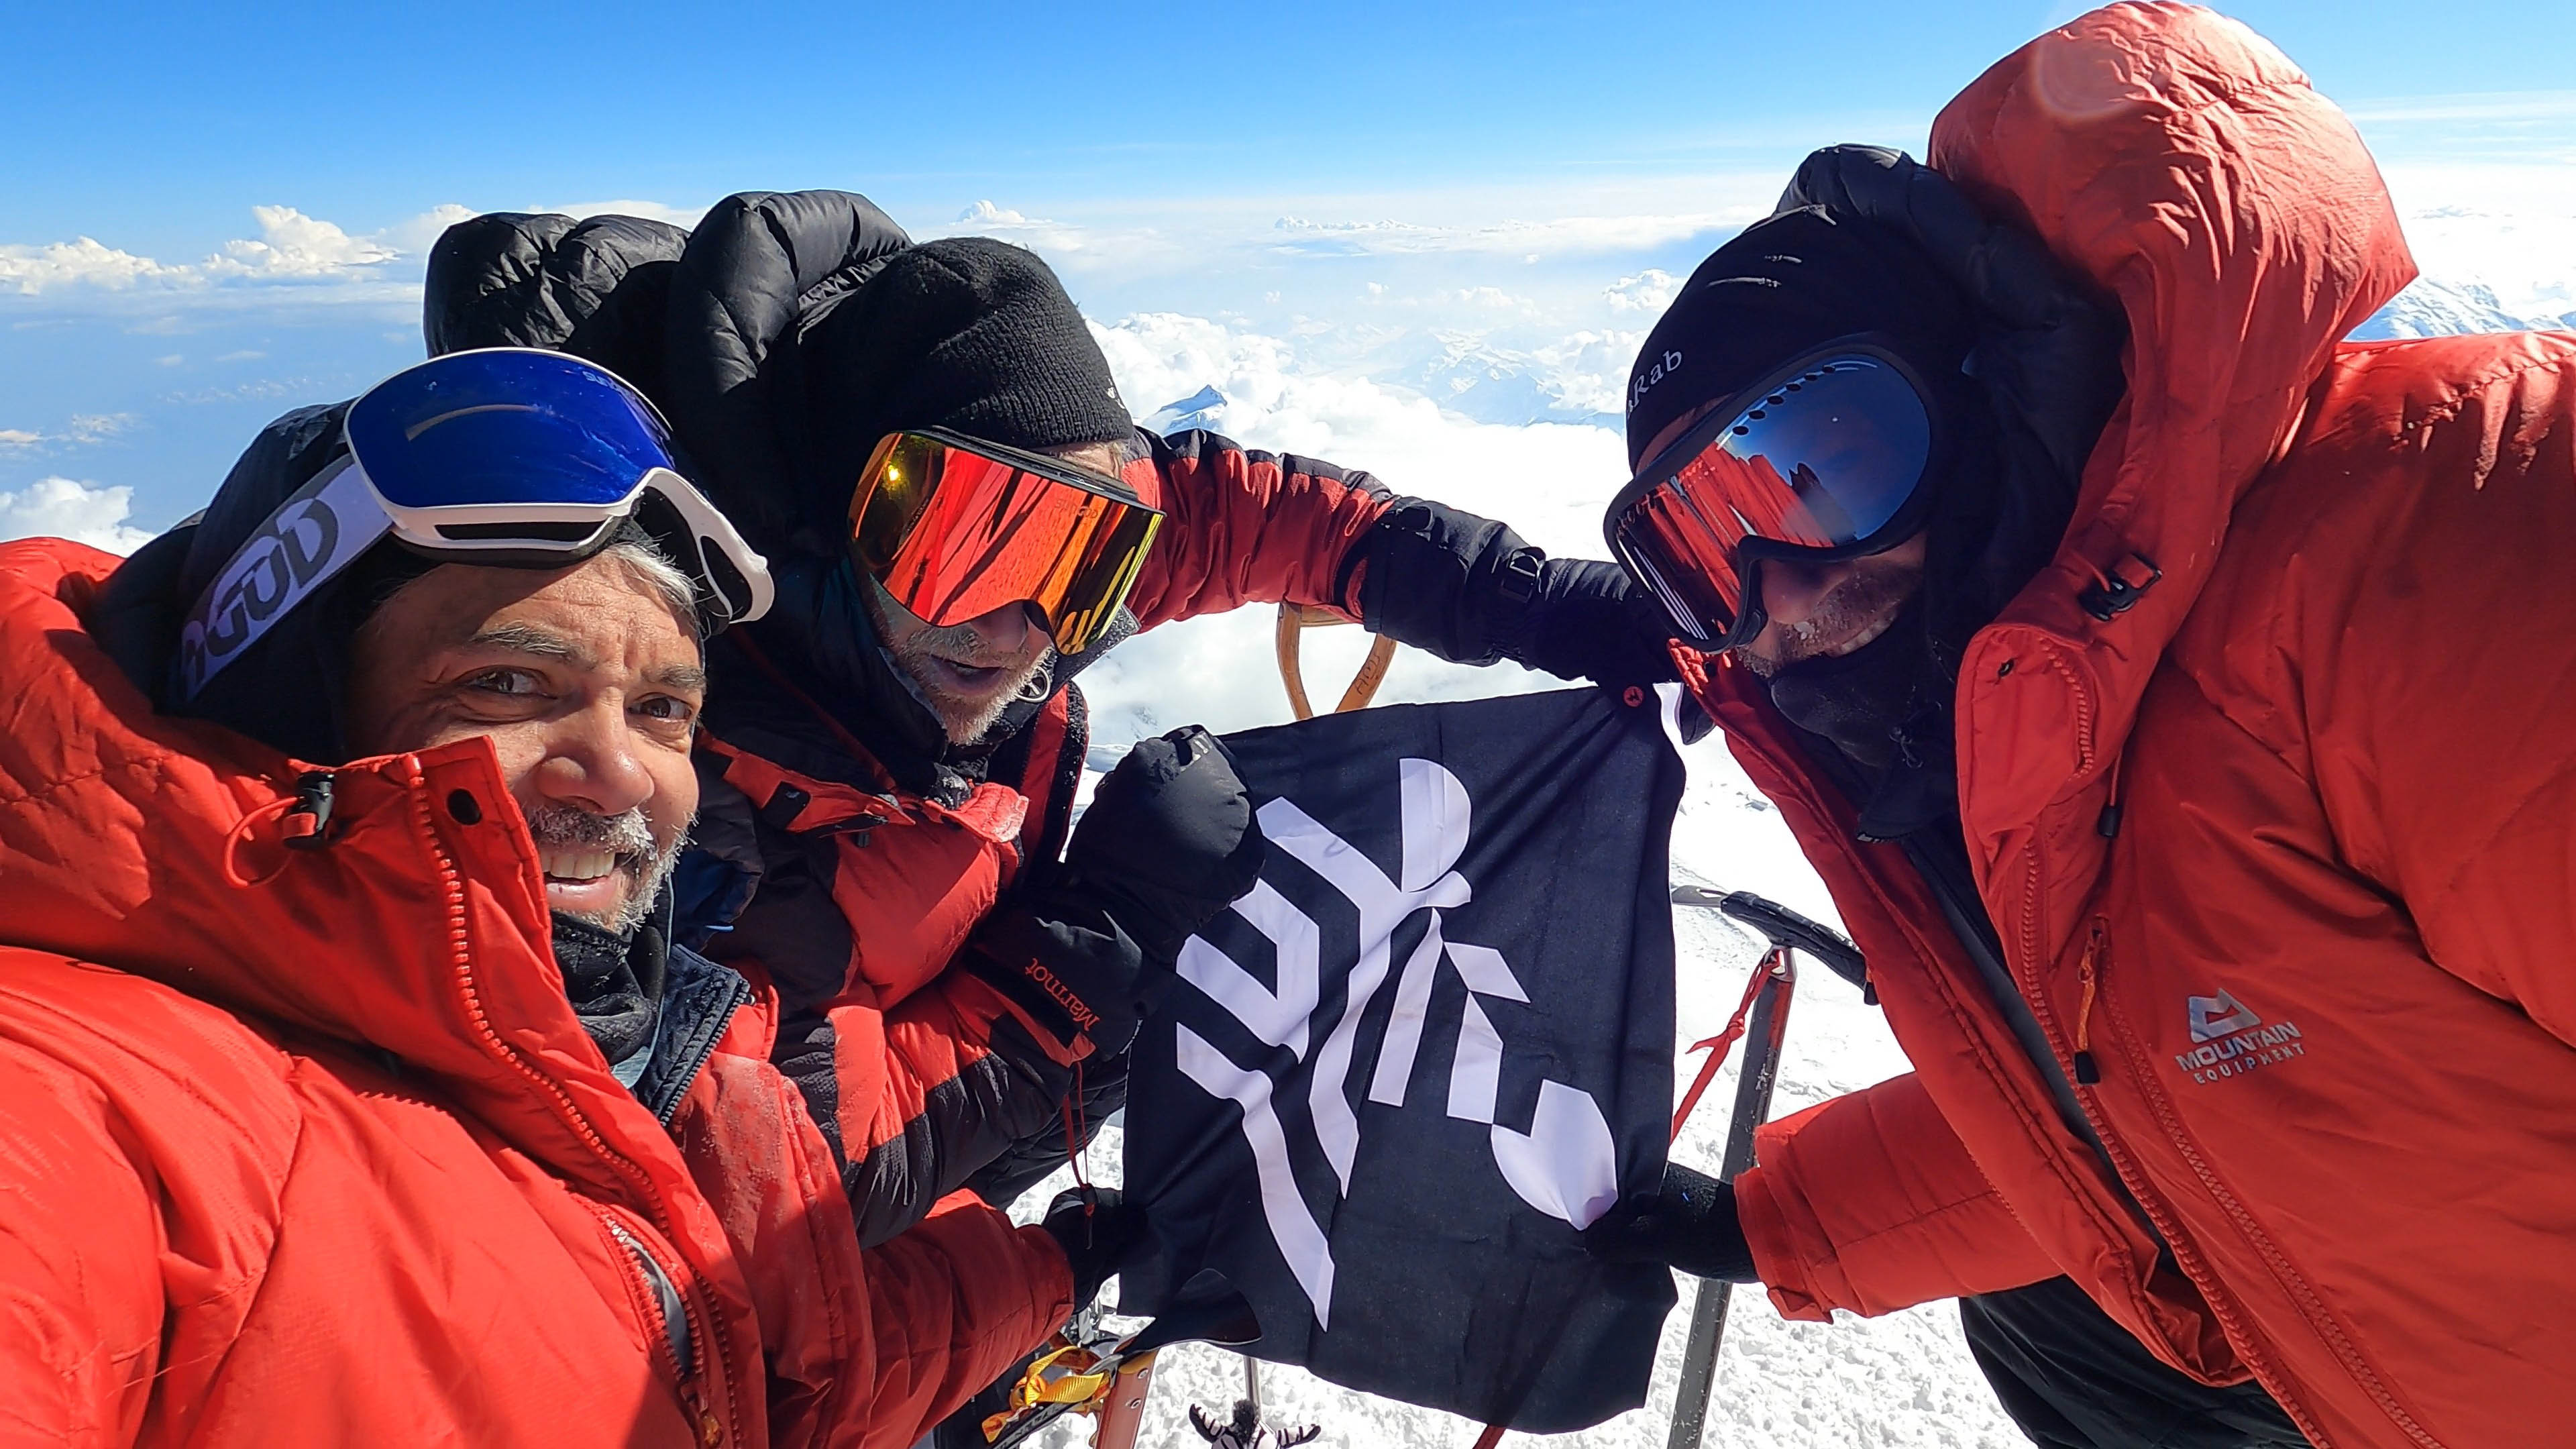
[1658,890,1861,1449]
[1275,602,1397,719]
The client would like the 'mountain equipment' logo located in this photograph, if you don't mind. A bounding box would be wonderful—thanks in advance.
[2174,990,2304,1085]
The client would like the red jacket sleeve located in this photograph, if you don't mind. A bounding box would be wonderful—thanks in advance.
[1733,1072,2058,1320]
[0,1040,165,1446]
[1122,429,1392,630]
[855,1189,1073,1449]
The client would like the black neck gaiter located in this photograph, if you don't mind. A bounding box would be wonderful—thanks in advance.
[1764,601,1960,841]
[551,914,665,1073]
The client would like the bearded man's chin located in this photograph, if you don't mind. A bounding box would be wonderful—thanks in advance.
[934,694,1016,747]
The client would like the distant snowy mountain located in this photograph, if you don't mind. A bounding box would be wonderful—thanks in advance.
[2355,276,2576,339]
[1142,384,1228,436]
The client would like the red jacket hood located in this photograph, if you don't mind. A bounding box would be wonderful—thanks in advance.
[1931,1,2414,866]
[0,537,688,1205]
[1693,1,2416,894]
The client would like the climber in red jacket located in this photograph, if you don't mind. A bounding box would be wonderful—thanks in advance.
[1576,7,2576,1447]
[0,347,1139,1448]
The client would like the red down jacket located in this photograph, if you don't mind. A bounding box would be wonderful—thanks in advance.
[0,539,1067,1448]
[1693,7,2576,1446]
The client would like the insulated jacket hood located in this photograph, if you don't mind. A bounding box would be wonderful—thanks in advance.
[1924,3,2412,858]
[1685,0,2412,982]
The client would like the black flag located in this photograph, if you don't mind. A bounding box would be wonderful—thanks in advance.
[1122,686,1684,1432]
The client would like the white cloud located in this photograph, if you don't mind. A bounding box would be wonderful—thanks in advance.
[1605,267,1682,313]
[959,200,1032,225]
[66,412,137,441]
[0,237,190,294]
[2,203,431,299]
[379,203,479,256]
[1081,309,1635,748]
[0,412,146,452]
[207,205,398,278]
[0,476,154,554]
[528,199,703,228]
[1269,210,1743,260]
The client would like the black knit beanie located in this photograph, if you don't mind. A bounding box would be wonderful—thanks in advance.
[1623,207,1978,472]
[798,237,1132,553]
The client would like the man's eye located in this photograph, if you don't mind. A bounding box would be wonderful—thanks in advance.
[465,669,544,697]
[637,694,698,723]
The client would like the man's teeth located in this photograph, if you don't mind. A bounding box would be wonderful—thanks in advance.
[542,849,619,883]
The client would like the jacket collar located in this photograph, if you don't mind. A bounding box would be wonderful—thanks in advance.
[0,540,712,1203]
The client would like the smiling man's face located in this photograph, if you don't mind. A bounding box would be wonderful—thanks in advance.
[341,551,706,932]
[859,437,1123,745]
[865,582,1055,746]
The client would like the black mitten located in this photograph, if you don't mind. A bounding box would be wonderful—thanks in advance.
[962,898,1148,1055]
[1040,1185,1152,1308]
[1578,1162,1757,1282]
[1063,726,1267,963]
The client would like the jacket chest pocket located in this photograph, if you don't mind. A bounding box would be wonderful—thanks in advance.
[828,815,1008,1006]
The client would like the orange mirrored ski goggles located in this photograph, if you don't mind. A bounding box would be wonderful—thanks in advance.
[849,427,1164,655]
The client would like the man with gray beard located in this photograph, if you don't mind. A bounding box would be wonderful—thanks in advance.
[1,347,1118,1446]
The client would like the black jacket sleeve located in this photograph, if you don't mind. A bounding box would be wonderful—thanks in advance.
[1355,498,1680,690]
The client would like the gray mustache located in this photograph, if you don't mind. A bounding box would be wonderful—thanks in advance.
[525,805,657,864]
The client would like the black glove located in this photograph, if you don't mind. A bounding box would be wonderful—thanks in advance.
[1356,498,1678,690]
[1063,726,1267,963]
[1578,1163,1756,1283]
[1040,1185,1152,1308]
[963,728,1263,1057]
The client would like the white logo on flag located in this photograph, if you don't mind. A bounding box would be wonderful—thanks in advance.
[1174,758,1620,1329]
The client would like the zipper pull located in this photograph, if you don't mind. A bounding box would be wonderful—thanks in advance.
[281,770,337,851]
[2072,922,2104,1085]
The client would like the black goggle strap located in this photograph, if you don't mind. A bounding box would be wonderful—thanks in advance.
[176,456,393,701]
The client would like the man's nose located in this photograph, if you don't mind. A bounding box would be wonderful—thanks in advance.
[532,696,655,818]
[1756,555,1859,627]
[961,600,1042,652]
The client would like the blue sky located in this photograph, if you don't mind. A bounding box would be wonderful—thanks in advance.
[7,0,2574,543]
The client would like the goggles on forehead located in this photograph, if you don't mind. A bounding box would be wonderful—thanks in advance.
[176,347,773,701]
[1604,339,1940,651]
[848,427,1163,657]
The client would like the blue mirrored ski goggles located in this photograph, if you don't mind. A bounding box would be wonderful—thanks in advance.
[177,347,773,700]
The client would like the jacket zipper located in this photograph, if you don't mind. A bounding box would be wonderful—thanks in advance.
[407,780,741,1449]
[2025,884,2366,1449]
[2084,922,2441,1449]
[595,1208,696,1386]
[2070,922,2104,1085]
